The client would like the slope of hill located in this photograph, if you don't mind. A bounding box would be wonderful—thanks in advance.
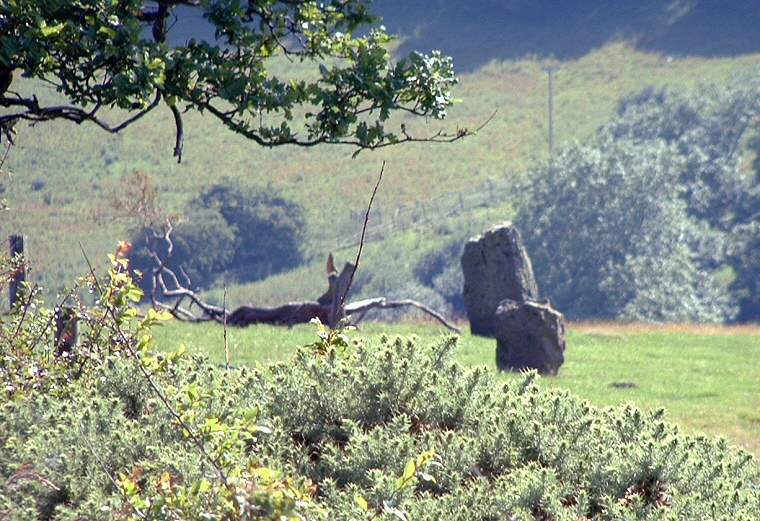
[376,0,760,71]
[3,1,760,314]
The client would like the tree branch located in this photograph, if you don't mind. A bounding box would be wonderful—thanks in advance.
[0,90,162,135]
[345,297,461,333]
[169,103,185,163]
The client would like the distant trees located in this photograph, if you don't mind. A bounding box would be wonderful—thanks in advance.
[129,181,304,290]
[414,238,467,317]
[517,77,760,322]
[192,182,305,282]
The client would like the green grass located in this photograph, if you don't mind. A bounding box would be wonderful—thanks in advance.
[549,324,760,457]
[151,320,760,458]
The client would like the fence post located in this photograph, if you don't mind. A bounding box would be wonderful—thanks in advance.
[9,234,25,308]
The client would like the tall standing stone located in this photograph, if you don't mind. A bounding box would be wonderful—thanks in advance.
[461,223,539,337]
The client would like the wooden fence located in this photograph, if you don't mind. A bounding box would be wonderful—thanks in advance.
[332,173,521,250]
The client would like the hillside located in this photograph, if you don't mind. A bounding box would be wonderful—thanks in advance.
[376,0,760,70]
[2,2,760,315]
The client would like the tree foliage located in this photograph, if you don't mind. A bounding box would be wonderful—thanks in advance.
[414,237,466,317]
[603,82,760,322]
[128,181,305,290]
[192,181,305,282]
[0,0,465,160]
[517,77,760,322]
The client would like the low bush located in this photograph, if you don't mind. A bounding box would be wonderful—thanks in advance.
[1,252,758,520]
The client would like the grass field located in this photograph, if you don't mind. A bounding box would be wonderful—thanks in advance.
[151,319,760,459]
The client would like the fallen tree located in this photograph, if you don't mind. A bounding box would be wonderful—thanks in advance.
[143,228,460,333]
[138,163,460,333]
[226,256,460,332]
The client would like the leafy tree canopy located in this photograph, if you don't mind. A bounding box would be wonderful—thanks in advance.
[602,81,760,322]
[517,75,760,322]
[517,138,735,322]
[0,0,463,161]
[191,180,306,282]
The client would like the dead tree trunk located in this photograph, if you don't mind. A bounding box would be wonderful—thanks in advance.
[225,254,461,333]
[227,255,356,328]
[145,222,461,333]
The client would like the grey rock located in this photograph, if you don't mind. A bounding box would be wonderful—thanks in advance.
[494,299,566,375]
[461,223,539,337]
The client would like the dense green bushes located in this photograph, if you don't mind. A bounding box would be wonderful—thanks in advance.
[3,330,760,519]
[2,254,759,520]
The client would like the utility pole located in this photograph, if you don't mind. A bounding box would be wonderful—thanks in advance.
[541,64,559,158]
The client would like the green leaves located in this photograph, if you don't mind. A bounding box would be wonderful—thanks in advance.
[394,448,439,491]
[0,0,460,155]
[306,317,356,354]
[2,291,760,520]
[517,135,737,322]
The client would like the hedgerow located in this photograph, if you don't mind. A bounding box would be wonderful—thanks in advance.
[1,251,759,520]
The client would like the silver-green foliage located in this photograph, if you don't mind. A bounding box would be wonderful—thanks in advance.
[4,312,759,520]
[247,334,760,520]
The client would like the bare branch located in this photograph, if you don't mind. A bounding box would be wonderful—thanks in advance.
[0,90,162,135]
[169,103,185,163]
[145,222,225,321]
[346,297,461,333]
[336,160,385,326]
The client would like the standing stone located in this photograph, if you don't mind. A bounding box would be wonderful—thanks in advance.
[461,223,539,337]
[494,299,566,375]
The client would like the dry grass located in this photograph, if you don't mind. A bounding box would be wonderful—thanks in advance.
[570,321,760,336]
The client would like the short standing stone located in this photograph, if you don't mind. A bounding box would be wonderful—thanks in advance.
[461,223,539,337]
[494,299,566,375]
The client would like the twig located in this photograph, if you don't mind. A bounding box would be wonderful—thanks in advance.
[338,160,385,323]
[0,140,11,171]
[146,221,225,321]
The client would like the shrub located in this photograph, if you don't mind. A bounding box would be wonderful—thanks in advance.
[1,250,758,520]
[192,181,305,283]
[3,324,759,518]
[127,180,306,291]
[0,247,312,521]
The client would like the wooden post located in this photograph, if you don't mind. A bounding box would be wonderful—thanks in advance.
[9,234,25,308]
[55,307,79,357]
